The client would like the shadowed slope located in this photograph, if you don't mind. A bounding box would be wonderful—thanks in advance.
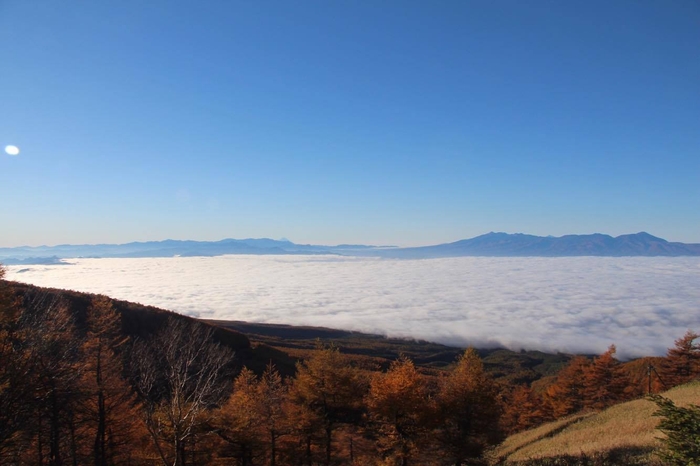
[7,281,297,376]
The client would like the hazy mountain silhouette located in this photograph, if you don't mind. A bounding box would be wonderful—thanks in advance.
[372,232,700,258]
[1,233,699,264]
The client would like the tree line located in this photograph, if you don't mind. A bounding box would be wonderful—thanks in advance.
[500,332,700,436]
[1,267,698,465]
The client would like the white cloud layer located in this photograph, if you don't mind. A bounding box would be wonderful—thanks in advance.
[6,256,700,358]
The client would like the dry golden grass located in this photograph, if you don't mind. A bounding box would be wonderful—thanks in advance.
[494,413,594,460]
[491,380,700,464]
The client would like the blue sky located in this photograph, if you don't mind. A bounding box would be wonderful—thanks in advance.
[1,1,698,247]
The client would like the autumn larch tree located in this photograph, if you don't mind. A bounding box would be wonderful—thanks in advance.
[583,344,629,411]
[283,390,323,466]
[214,367,264,465]
[0,265,14,320]
[257,363,288,466]
[663,330,700,387]
[20,291,82,466]
[216,362,289,466]
[0,265,29,460]
[1,281,90,464]
[544,356,591,418]
[365,356,430,466]
[501,384,546,434]
[290,344,364,466]
[80,295,141,466]
[435,348,504,466]
[0,265,27,460]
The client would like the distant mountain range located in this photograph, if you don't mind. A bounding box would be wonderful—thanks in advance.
[1,232,699,265]
[366,232,700,259]
[0,238,378,264]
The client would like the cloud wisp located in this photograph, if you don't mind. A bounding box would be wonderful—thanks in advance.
[7,255,700,358]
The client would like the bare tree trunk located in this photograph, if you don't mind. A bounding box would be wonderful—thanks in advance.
[94,389,106,466]
[241,444,248,466]
[175,439,186,466]
[305,436,312,466]
[37,412,44,466]
[69,415,78,466]
[94,346,106,466]
[49,386,62,466]
[324,425,332,466]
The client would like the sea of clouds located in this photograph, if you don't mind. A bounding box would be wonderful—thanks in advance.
[6,255,700,358]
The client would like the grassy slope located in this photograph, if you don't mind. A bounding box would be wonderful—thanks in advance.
[491,381,700,465]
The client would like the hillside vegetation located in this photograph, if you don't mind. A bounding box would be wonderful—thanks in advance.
[2,270,698,465]
[210,319,572,384]
[492,381,700,465]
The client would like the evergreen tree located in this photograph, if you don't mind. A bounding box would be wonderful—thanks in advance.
[650,394,700,465]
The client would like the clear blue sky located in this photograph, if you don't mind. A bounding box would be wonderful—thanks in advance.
[1,1,699,247]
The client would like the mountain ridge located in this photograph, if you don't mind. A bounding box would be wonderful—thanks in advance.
[376,231,700,258]
[1,232,699,264]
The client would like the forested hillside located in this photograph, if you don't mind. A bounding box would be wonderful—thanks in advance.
[1,267,698,465]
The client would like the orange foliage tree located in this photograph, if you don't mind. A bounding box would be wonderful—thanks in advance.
[0,265,24,458]
[435,348,504,466]
[214,368,265,464]
[19,292,81,466]
[0,266,29,460]
[544,356,591,418]
[290,344,364,466]
[215,363,289,466]
[283,389,323,466]
[365,356,430,466]
[501,385,547,434]
[80,296,142,466]
[583,345,629,411]
[663,330,700,387]
[257,363,288,466]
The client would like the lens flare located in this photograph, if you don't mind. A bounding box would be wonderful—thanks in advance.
[4,145,20,156]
